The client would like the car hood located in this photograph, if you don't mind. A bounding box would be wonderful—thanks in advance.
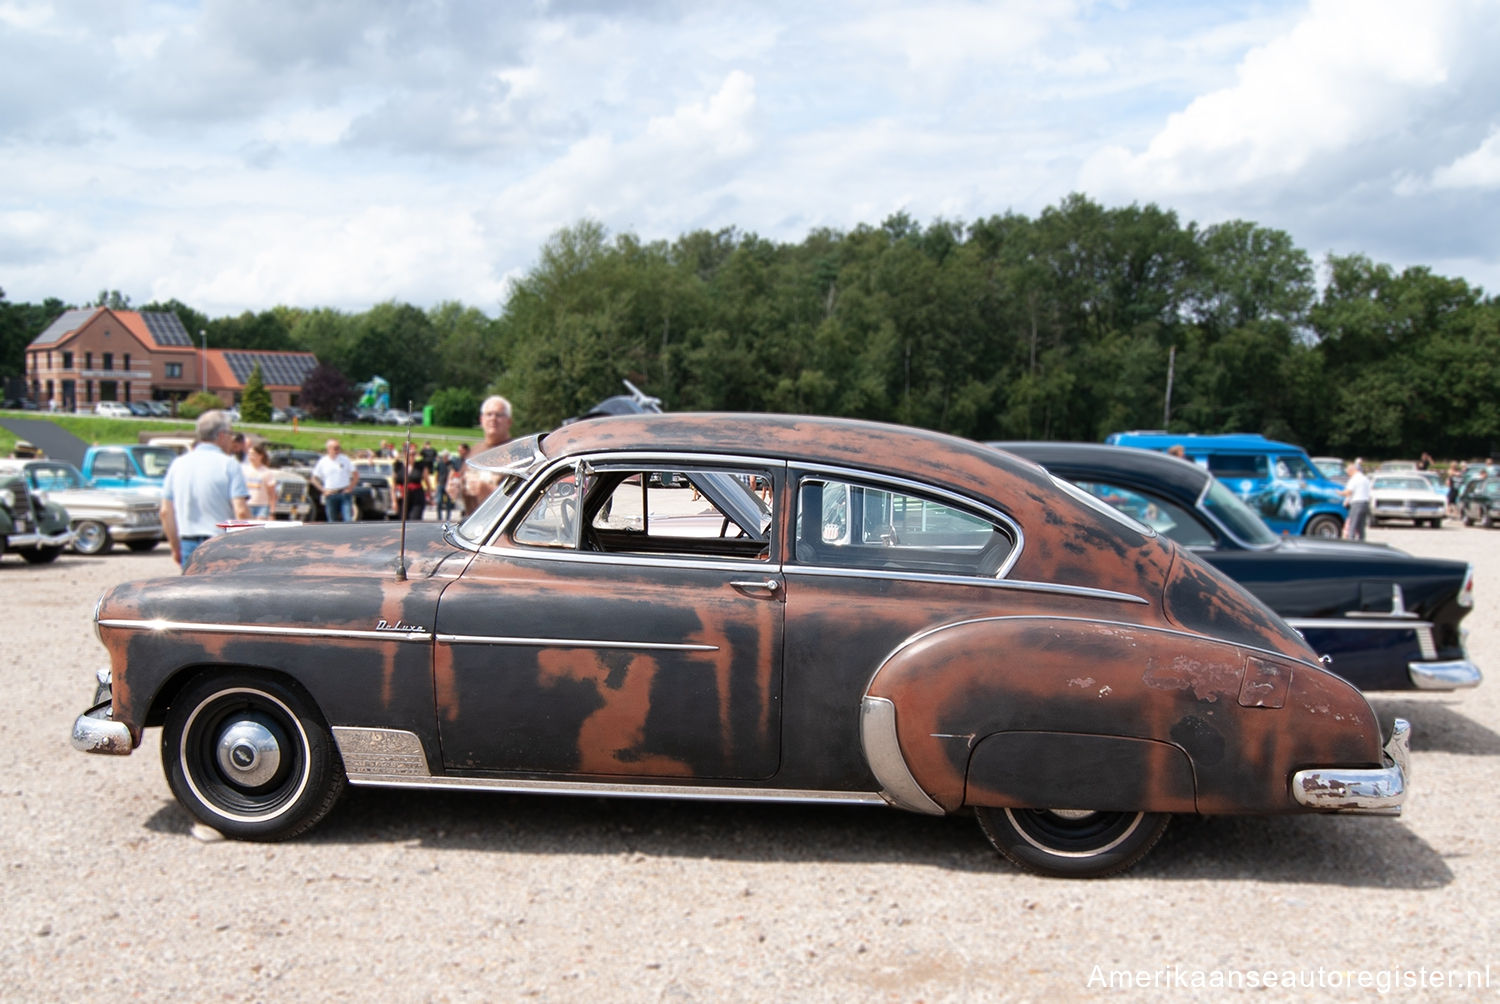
[185,520,469,580]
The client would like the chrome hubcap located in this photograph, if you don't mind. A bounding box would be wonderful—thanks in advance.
[216,720,281,786]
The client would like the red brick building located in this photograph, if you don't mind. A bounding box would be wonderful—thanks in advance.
[25,308,318,412]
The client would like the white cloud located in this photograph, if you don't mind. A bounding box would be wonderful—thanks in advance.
[1430,128,1500,190]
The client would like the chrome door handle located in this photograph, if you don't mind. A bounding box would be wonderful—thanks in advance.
[731,579,781,593]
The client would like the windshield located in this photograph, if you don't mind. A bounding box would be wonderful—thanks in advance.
[1200,478,1280,547]
[1374,476,1428,492]
[26,463,88,491]
[454,434,547,543]
[132,447,177,478]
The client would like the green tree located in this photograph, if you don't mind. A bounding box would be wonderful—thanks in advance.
[240,363,273,423]
[427,387,480,428]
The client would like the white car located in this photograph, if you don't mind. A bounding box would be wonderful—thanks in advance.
[1370,473,1447,528]
[93,401,134,418]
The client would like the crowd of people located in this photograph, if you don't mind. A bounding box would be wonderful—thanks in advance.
[154,395,515,573]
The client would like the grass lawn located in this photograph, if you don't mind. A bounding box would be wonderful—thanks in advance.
[0,412,479,460]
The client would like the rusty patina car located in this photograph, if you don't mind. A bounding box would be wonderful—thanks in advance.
[72,414,1409,877]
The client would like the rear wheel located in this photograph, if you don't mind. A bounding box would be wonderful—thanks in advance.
[162,672,345,840]
[125,539,159,552]
[975,807,1170,878]
[19,546,62,564]
[1304,514,1342,538]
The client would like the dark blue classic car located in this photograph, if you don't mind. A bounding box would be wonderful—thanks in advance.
[996,442,1480,692]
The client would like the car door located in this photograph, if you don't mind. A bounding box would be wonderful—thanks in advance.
[433,457,786,780]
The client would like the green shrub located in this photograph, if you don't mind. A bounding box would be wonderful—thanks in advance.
[428,387,480,428]
[178,391,227,420]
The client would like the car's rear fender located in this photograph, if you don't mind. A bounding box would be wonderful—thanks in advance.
[862,615,1379,815]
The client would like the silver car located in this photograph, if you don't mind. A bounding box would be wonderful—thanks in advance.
[0,459,163,555]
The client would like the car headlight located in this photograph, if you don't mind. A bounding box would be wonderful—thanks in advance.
[0,488,13,509]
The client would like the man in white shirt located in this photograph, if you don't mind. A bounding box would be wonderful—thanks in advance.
[311,438,359,522]
[160,410,251,570]
[1342,459,1372,540]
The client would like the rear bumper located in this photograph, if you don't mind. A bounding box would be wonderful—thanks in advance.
[1291,718,1410,815]
[9,528,74,549]
[1410,659,1481,690]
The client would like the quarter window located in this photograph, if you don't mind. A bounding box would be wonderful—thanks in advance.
[1070,480,1215,547]
[793,475,1013,577]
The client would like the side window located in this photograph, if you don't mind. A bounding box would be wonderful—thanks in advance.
[794,476,1013,577]
[1071,480,1216,548]
[1206,453,1269,479]
[511,465,773,560]
[512,474,582,549]
[90,452,128,479]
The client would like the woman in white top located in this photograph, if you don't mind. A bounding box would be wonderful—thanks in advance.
[242,442,278,519]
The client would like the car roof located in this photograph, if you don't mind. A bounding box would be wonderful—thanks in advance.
[989,441,1212,500]
[533,412,1054,499]
[1106,431,1304,454]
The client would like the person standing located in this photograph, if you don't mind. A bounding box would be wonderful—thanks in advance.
[449,396,512,514]
[1342,459,1372,540]
[242,442,278,519]
[393,441,428,521]
[311,439,359,522]
[160,410,251,571]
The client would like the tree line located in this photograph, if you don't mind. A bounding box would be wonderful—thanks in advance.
[3,192,1497,457]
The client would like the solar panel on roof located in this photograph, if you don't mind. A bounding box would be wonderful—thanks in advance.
[225,351,318,387]
[31,309,96,346]
[140,311,192,346]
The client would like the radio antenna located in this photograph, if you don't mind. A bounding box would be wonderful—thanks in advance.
[394,401,413,581]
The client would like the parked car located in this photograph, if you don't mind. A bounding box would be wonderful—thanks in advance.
[1459,478,1500,528]
[266,446,382,521]
[93,401,134,418]
[1370,473,1447,528]
[72,414,1410,878]
[1106,432,1348,537]
[996,441,1479,692]
[1376,460,1419,473]
[352,456,400,518]
[1312,456,1347,484]
[380,408,420,426]
[0,466,72,563]
[144,401,173,418]
[0,458,163,555]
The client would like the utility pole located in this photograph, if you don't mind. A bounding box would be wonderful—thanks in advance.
[200,329,208,396]
[1163,345,1176,428]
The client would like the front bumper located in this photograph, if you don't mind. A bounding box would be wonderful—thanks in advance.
[1291,718,1410,815]
[70,667,134,755]
[1410,658,1482,690]
[107,523,163,543]
[8,527,74,549]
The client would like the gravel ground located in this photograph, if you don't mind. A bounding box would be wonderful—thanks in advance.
[3,523,1497,1002]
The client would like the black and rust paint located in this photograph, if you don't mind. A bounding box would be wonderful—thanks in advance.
[88,412,1394,825]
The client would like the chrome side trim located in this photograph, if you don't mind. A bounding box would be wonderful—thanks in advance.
[788,566,1148,605]
[334,727,886,805]
[858,697,945,816]
[435,634,718,652]
[96,619,432,643]
[1285,618,1433,631]
[1409,659,1482,690]
[1291,718,1410,815]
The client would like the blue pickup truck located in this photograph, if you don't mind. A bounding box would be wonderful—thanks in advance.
[79,442,180,494]
[1105,432,1349,537]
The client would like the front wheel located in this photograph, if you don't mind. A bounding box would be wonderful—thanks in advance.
[162,672,346,840]
[125,539,159,552]
[72,519,111,555]
[1304,514,1342,538]
[975,807,1170,878]
[19,546,62,564]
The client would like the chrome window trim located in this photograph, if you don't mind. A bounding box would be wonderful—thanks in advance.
[784,564,1147,604]
[789,461,1025,580]
[461,450,786,557]
[464,543,780,575]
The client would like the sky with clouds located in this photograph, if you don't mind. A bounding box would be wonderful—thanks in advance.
[3,0,1498,319]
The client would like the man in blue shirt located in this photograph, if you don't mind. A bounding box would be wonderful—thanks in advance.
[160,410,251,570]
